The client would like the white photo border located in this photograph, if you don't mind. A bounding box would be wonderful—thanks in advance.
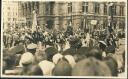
[1,0,127,78]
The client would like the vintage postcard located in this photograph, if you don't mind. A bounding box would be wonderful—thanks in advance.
[1,0,127,78]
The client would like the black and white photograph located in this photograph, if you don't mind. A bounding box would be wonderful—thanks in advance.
[1,0,127,78]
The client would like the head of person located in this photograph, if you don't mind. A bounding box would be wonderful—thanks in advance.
[72,57,112,76]
[3,48,17,69]
[38,60,55,76]
[87,47,102,60]
[25,65,43,76]
[20,52,35,67]
[45,47,58,61]
[52,57,72,76]
[27,43,37,55]
[103,55,118,76]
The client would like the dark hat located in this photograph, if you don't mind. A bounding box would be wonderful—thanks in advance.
[45,47,58,61]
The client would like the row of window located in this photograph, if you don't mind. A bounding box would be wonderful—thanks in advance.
[68,2,124,16]
[22,2,125,16]
[22,2,39,16]
[8,18,16,21]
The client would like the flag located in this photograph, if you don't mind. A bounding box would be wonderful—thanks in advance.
[32,10,37,33]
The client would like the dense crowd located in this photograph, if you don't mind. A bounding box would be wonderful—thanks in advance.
[2,26,125,76]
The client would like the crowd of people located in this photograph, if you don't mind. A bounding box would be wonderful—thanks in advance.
[2,25,125,76]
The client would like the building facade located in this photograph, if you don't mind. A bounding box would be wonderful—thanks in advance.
[17,1,126,32]
[2,1,21,31]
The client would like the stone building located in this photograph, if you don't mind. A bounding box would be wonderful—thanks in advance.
[2,1,20,30]
[19,1,126,32]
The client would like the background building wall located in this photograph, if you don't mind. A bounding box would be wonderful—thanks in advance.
[2,1,126,32]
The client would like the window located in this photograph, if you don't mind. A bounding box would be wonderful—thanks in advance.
[85,2,88,13]
[36,2,39,14]
[49,2,54,15]
[46,20,54,29]
[28,2,31,13]
[8,18,11,21]
[22,5,24,16]
[8,7,10,10]
[68,2,72,13]
[112,5,116,15]
[13,18,15,21]
[104,3,107,15]
[120,6,124,16]
[82,2,88,13]
[94,3,100,14]
[32,2,35,10]
[82,2,85,12]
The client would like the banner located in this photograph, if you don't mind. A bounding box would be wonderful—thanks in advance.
[32,10,37,32]
[91,20,97,25]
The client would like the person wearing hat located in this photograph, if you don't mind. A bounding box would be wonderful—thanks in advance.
[20,52,43,75]
[85,31,90,47]
[35,42,47,63]
[27,43,37,55]
[19,52,35,67]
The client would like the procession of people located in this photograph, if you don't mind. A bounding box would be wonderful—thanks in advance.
[2,23,126,76]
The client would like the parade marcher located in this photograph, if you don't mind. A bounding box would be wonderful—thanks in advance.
[63,39,70,51]
[7,33,13,48]
[85,30,90,47]
[99,41,107,59]
[35,42,47,63]
[3,32,7,48]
